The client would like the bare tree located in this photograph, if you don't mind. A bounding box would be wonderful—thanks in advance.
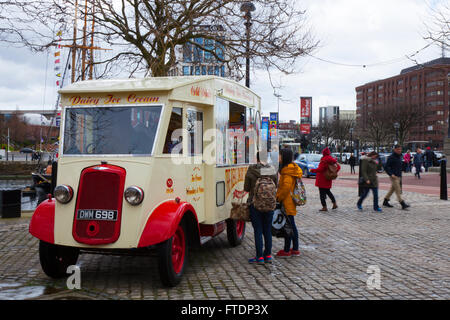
[423,2,449,54]
[0,0,319,79]
[385,102,426,147]
[332,118,356,155]
[316,120,335,148]
[359,106,392,152]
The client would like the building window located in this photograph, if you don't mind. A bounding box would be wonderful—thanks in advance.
[183,43,192,63]
[426,81,444,87]
[193,38,203,63]
[426,90,443,97]
[182,66,190,76]
[398,79,403,85]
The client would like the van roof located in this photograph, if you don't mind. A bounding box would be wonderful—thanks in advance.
[59,75,258,95]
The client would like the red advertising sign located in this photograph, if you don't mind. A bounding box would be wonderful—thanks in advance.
[300,97,312,118]
[300,124,311,134]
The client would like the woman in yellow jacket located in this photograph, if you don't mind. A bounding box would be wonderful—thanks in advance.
[276,148,303,258]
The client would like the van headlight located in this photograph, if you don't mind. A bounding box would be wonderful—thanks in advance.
[54,185,74,204]
[124,186,144,205]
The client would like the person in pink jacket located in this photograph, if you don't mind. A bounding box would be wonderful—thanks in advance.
[403,150,412,173]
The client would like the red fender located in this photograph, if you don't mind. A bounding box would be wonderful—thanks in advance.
[138,200,198,248]
[29,199,55,244]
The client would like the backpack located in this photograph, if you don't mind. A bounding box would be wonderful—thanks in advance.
[252,176,277,212]
[325,163,338,180]
[291,177,307,206]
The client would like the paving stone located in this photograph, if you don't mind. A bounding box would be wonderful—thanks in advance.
[0,181,449,300]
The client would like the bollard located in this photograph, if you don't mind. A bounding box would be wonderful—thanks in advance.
[0,189,21,218]
[440,159,447,201]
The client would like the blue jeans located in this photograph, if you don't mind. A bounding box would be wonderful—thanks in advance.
[284,215,299,252]
[249,205,274,259]
[357,187,379,210]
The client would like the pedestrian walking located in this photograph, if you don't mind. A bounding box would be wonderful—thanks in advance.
[403,150,412,173]
[310,147,341,212]
[383,145,410,210]
[244,152,278,264]
[413,148,424,179]
[275,148,303,258]
[349,154,356,174]
[357,152,383,212]
[425,147,434,172]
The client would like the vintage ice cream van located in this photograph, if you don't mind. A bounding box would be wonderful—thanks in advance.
[29,76,262,286]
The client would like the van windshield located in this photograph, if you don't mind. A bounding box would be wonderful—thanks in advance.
[63,106,162,155]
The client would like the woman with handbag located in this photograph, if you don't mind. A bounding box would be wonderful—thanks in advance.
[244,152,278,264]
[310,147,341,212]
[357,151,383,212]
[275,148,303,258]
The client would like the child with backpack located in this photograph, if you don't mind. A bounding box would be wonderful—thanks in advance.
[244,152,278,264]
[275,148,303,258]
[310,147,341,212]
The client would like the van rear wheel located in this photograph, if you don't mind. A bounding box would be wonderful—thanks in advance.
[226,219,246,247]
[39,241,79,278]
[157,222,188,287]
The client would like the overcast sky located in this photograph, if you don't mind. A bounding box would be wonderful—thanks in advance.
[0,0,447,125]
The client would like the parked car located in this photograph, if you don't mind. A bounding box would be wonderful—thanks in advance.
[294,153,322,178]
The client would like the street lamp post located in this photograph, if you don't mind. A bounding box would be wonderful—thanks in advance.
[394,122,400,146]
[240,2,256,88]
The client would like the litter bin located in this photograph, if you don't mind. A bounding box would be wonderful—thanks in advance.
[0,189,21,218]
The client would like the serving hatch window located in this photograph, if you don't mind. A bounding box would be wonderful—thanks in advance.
[215,97,258,166]
[63,106,162,155]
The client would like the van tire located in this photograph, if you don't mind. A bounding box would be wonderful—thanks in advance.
[157,221,188,287]
[226,219,246,247]
[39,241,79,278]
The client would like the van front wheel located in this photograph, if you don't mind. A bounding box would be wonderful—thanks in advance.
[157,222,188,287]
[39,241,79,278]
[226,219,246,247]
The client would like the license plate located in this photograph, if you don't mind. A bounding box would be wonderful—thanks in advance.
[76,209,118,221]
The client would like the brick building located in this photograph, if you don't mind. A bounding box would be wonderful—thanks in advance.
[356,57,450,148]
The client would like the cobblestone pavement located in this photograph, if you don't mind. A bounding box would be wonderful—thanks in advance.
[0,182,449,300]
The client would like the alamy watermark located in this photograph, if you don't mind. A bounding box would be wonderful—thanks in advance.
[66,265,81,290]
[366,265,381,290]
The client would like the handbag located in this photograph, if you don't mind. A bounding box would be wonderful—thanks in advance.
[271,203,294,238]
[230,198,250,222]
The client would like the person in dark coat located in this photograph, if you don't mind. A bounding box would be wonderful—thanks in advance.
[310,147,341,212]
[348,154,356,174]
[244,152,278,264]
[413,148,424,179]
[424,147,434,172]
[383,145,410,210]
[357,152,383,212]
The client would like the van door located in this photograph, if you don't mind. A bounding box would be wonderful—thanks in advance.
[185,107,205,222]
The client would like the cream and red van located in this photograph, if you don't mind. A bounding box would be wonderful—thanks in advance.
[29,76,262,286]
